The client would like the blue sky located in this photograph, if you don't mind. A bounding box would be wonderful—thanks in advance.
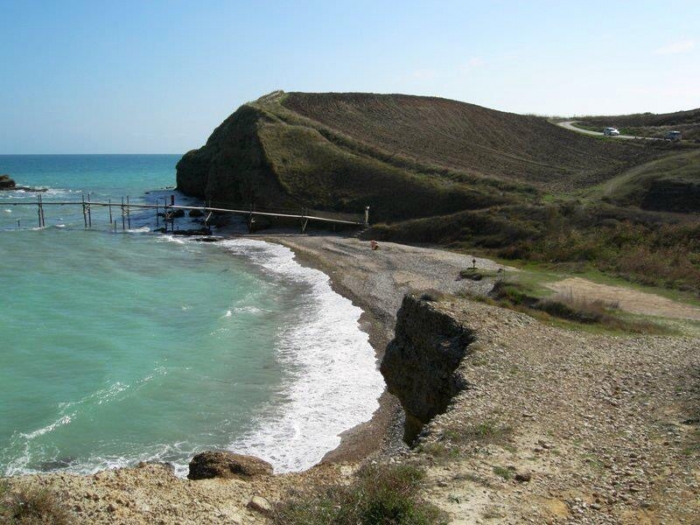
[1,0,698,153]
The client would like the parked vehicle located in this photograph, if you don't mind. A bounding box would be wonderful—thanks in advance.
[665,130,682,141]
[603,127,620,136]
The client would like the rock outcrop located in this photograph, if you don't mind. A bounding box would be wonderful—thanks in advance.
[187,451,273,480]
[0,174,48,192]
[0,174,16,189]
[381,294,475,443]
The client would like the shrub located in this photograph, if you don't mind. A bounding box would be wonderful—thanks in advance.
[273,464,447,525]
[0,481,73,525]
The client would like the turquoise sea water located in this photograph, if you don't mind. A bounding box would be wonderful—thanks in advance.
[0,155,383,476]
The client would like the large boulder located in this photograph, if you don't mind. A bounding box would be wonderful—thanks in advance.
[187,451,273,480]
[0,174,16,189]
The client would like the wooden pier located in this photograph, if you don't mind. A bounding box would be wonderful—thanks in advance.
[0,195,369,233]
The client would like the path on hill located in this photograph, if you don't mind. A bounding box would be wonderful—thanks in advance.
[546,276,700,321]
[557,120,652,140]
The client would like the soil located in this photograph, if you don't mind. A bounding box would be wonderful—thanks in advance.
[416,298,700,524]
[546,277,700,321]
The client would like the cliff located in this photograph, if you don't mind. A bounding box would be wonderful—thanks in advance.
[381,294,475,443]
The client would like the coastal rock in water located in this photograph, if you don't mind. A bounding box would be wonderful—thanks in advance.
[187,451,273,480]
[0,174,48,192]
[0,174,16,189]
[381,293,475,444]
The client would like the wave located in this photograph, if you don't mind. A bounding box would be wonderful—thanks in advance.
[2,237,384,478]
[220,239,384,473]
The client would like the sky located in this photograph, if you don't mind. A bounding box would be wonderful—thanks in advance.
[0,0,698,153]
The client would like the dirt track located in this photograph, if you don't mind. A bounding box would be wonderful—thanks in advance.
[546,277,700,321]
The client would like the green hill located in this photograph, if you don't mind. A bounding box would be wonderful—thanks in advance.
[176,91,670,222]
[176,91,700,293]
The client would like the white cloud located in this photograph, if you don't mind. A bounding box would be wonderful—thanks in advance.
[654,39,695,55]
[466,57,485,68]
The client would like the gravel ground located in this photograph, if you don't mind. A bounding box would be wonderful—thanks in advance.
[415,298,700,524]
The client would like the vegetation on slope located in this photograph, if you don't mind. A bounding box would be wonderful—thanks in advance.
[177,91,673,222]
[576,107,700,141]
[598,149,700,211]
[273,464,446,525]
[368,203,700,294]
[282,92,668,192]
[177,91,700,294]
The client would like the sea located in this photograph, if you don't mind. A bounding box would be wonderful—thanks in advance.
[0,154,384,477]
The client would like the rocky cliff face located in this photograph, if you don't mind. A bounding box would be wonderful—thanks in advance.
[381,294,475,443]
[176,105,290,208]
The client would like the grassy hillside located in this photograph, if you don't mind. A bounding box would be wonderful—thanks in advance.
[576,108,700,141]
[177,91,673,219]
[598,149,700,211]
[177,91,700,293]
[282,92,668,192]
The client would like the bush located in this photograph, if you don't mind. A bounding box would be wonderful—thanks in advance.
[273,464,447,525]
[0,481,73,525]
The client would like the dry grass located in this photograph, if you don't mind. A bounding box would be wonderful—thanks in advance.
[273,464,447,525]
[0,481,73,525]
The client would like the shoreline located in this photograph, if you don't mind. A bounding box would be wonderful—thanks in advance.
[258,234,404,464]
[256,232,506,464]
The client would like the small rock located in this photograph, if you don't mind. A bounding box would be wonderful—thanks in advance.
[247,495,272,515]
[515,471,532,483]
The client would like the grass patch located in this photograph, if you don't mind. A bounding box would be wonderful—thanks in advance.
[450,422,513,446]
[0,481,73,525]
[273,464,447,525]
[478,280,668,334]
[458,268,504,281]
[416,442,460,460]
[492,466,513,481]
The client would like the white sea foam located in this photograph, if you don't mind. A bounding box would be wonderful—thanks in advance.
[20,415,73,440]
[233,305,263,315]
[220,239,385,473]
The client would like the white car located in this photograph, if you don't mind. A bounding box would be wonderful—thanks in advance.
[603,127,621,136]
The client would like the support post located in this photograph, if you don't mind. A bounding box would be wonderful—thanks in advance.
[121,197,126,231]
[39,194,45,227]
[301,218,309,233]
[87,194,92,229]
[82,195,88,229]
[108,199,113,224]
[126,196,131,230]
[364,206,370,227]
